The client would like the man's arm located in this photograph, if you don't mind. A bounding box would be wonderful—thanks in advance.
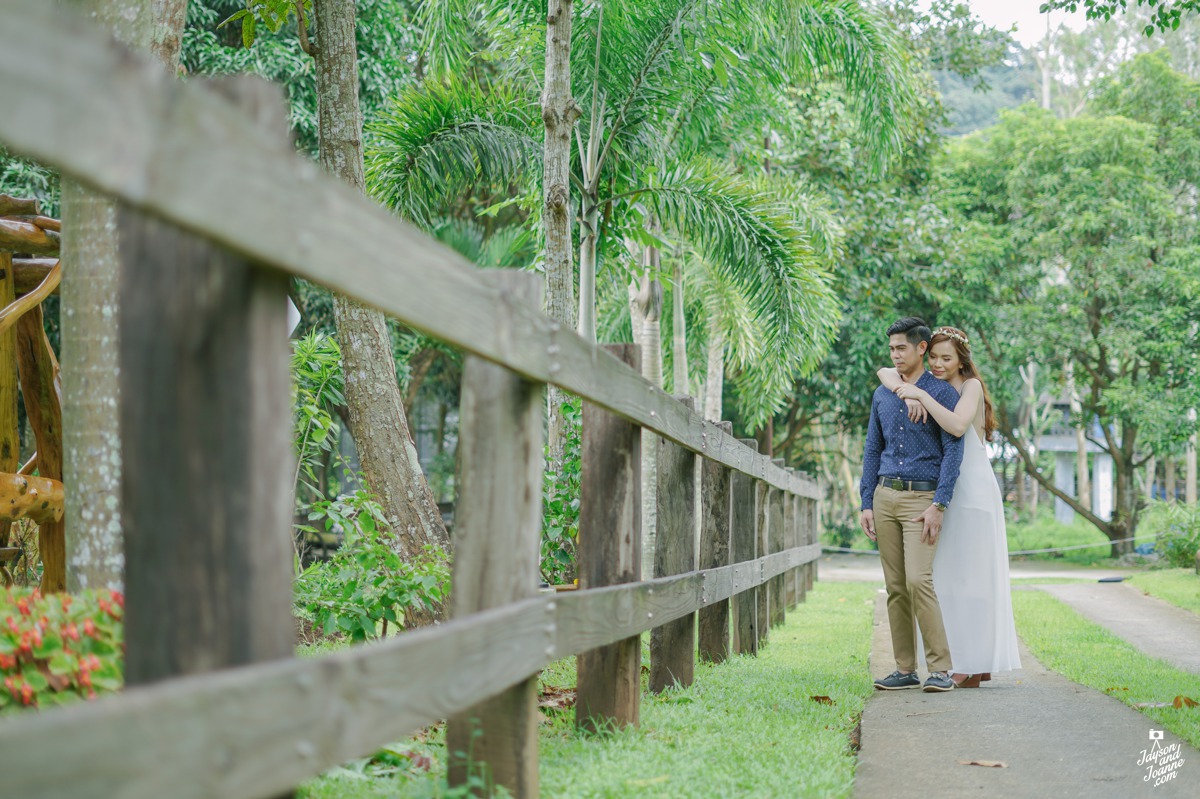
[860,395,884,510]
[933,394,964,507]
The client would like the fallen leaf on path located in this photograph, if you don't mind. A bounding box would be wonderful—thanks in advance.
[1172,695,1198,709]
[958,760,1007,768]
[810,695,835,705]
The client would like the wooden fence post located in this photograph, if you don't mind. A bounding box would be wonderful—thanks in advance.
[732,437,759,655]
[447,271,544,797]
[807,493,818,590]
[0,250,17,569]
[650,396,697,692]
[783,482,796,611]
[755,481,770,640]
[698,421,732,663]
[576,344,641,732]
[119,77,294,685]
[768,475,785,629]
[793,493,807,605]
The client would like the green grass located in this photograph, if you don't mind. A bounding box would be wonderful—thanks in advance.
[1006,508,1157,567]
[1012,590,1200,749]
[1129,569,1200,615]
[298,581,878,798]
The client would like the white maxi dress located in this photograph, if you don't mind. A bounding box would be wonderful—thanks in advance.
[918,425,1022,675]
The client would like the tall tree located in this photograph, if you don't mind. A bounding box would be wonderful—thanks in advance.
[1042,0,1200,34]
[60,0,190,593]
[228,0,450,570]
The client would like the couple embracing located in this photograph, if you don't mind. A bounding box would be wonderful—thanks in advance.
[860,317,1021,693]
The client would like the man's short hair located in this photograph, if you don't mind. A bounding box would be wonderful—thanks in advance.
[886,316,932,347]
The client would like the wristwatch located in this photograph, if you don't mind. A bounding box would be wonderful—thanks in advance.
[933,501,948,512]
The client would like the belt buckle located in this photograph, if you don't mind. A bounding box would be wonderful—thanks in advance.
[890,479,904,491]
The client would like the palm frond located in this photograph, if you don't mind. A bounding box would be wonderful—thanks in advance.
[365,78,539,230]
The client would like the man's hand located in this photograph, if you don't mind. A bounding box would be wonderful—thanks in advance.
[912,505,944,545]
[859,509,876,542]
[903,398,927,424]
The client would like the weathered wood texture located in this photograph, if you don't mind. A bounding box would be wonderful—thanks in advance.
[0,194,39,216]
[118,77,293,683]
[0,472,63,524]
[446,272,543,798]
[0,539,821,799]
[0,217,60,255]
[805,494,817,590]
[732,438,759,656]
[0,0,817,503]
[755,481,770,643]
[0,260,59,336]
[12,258,59,295]
[0,251,17,551]
[15,303,64,590]
[576,344,642,732]
[768,486,785,628]
[650,396,697,693]
[783,479,797,610]
[698,421,732,663]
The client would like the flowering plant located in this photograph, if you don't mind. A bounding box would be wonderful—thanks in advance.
[0,587,124,713]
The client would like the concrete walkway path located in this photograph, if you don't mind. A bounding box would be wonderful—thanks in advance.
[1035,582,1200,675]
[853,592,1198,799]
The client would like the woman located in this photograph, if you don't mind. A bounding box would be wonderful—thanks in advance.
[877,326,1021,687]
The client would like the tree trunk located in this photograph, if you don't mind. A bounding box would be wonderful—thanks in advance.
[1187,409,1197,505]
[577,191,600,342]
[542,0,580,501]
[703,320,724,423]
[671,260,687,395]
[60,0,189,593]
[1065,363,1090,509]
[1165,457,1176,503]
[1015,459,1026,521]
[312,0,449,569]
[1145,455,1157,501]
[630,265,662,583]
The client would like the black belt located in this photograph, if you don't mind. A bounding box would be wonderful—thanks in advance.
[878,476,937,491]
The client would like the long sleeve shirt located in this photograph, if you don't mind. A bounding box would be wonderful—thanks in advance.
[860,371,964,510]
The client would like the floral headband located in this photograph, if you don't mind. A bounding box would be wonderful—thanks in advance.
[934,327,969,347]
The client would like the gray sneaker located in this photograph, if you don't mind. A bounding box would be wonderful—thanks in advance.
[923,671,955,692]
[874,670,921,690]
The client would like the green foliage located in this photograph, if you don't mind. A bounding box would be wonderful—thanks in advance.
[1041,0,1200,36]
[292,331,346,503]
[0,588,124,714]
[220,0,312,49]
[1141,502,1200,568]
[541,399,582,585]
[294,503,451,642]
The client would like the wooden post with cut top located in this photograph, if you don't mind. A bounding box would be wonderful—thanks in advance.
[576,344,642,732]
[768,480,785,628]
[732,438,759,655]
[650,396,697,692]
[119,78,295,686]
[447,271,544,797]
[698,421,732,663]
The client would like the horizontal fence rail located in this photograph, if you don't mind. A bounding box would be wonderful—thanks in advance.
[0,0,815,501]
[0,543,821,799]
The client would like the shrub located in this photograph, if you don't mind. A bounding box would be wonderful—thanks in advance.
[0,588,124,713]
[294,488,451,641]
[1143,501,1200,569]
[541,398,582,585]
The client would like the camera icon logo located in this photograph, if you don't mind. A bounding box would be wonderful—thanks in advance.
[1149,730,1164,741]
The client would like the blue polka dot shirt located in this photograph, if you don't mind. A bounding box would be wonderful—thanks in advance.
[859,371,964,510]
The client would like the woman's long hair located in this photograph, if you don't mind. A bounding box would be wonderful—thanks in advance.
[931,327,997,442]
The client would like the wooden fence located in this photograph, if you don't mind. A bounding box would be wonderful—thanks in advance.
[0,3,822,797]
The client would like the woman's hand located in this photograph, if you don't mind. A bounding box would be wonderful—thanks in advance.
[904,398,927,424]
[893,383,926,401]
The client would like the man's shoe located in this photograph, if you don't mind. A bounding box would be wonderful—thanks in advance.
[923,671,955,692]
[874,670,921,690]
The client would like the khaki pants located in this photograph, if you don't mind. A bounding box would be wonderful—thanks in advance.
[874,485,951,674]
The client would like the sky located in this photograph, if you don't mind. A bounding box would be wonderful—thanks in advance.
[945,0,1089,47]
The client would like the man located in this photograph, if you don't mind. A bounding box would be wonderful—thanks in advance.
[860,317,964,693]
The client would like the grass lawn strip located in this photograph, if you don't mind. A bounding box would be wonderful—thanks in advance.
[1129,569,1200,616]
[298,581,877,798]
[1012,590,1200,749]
